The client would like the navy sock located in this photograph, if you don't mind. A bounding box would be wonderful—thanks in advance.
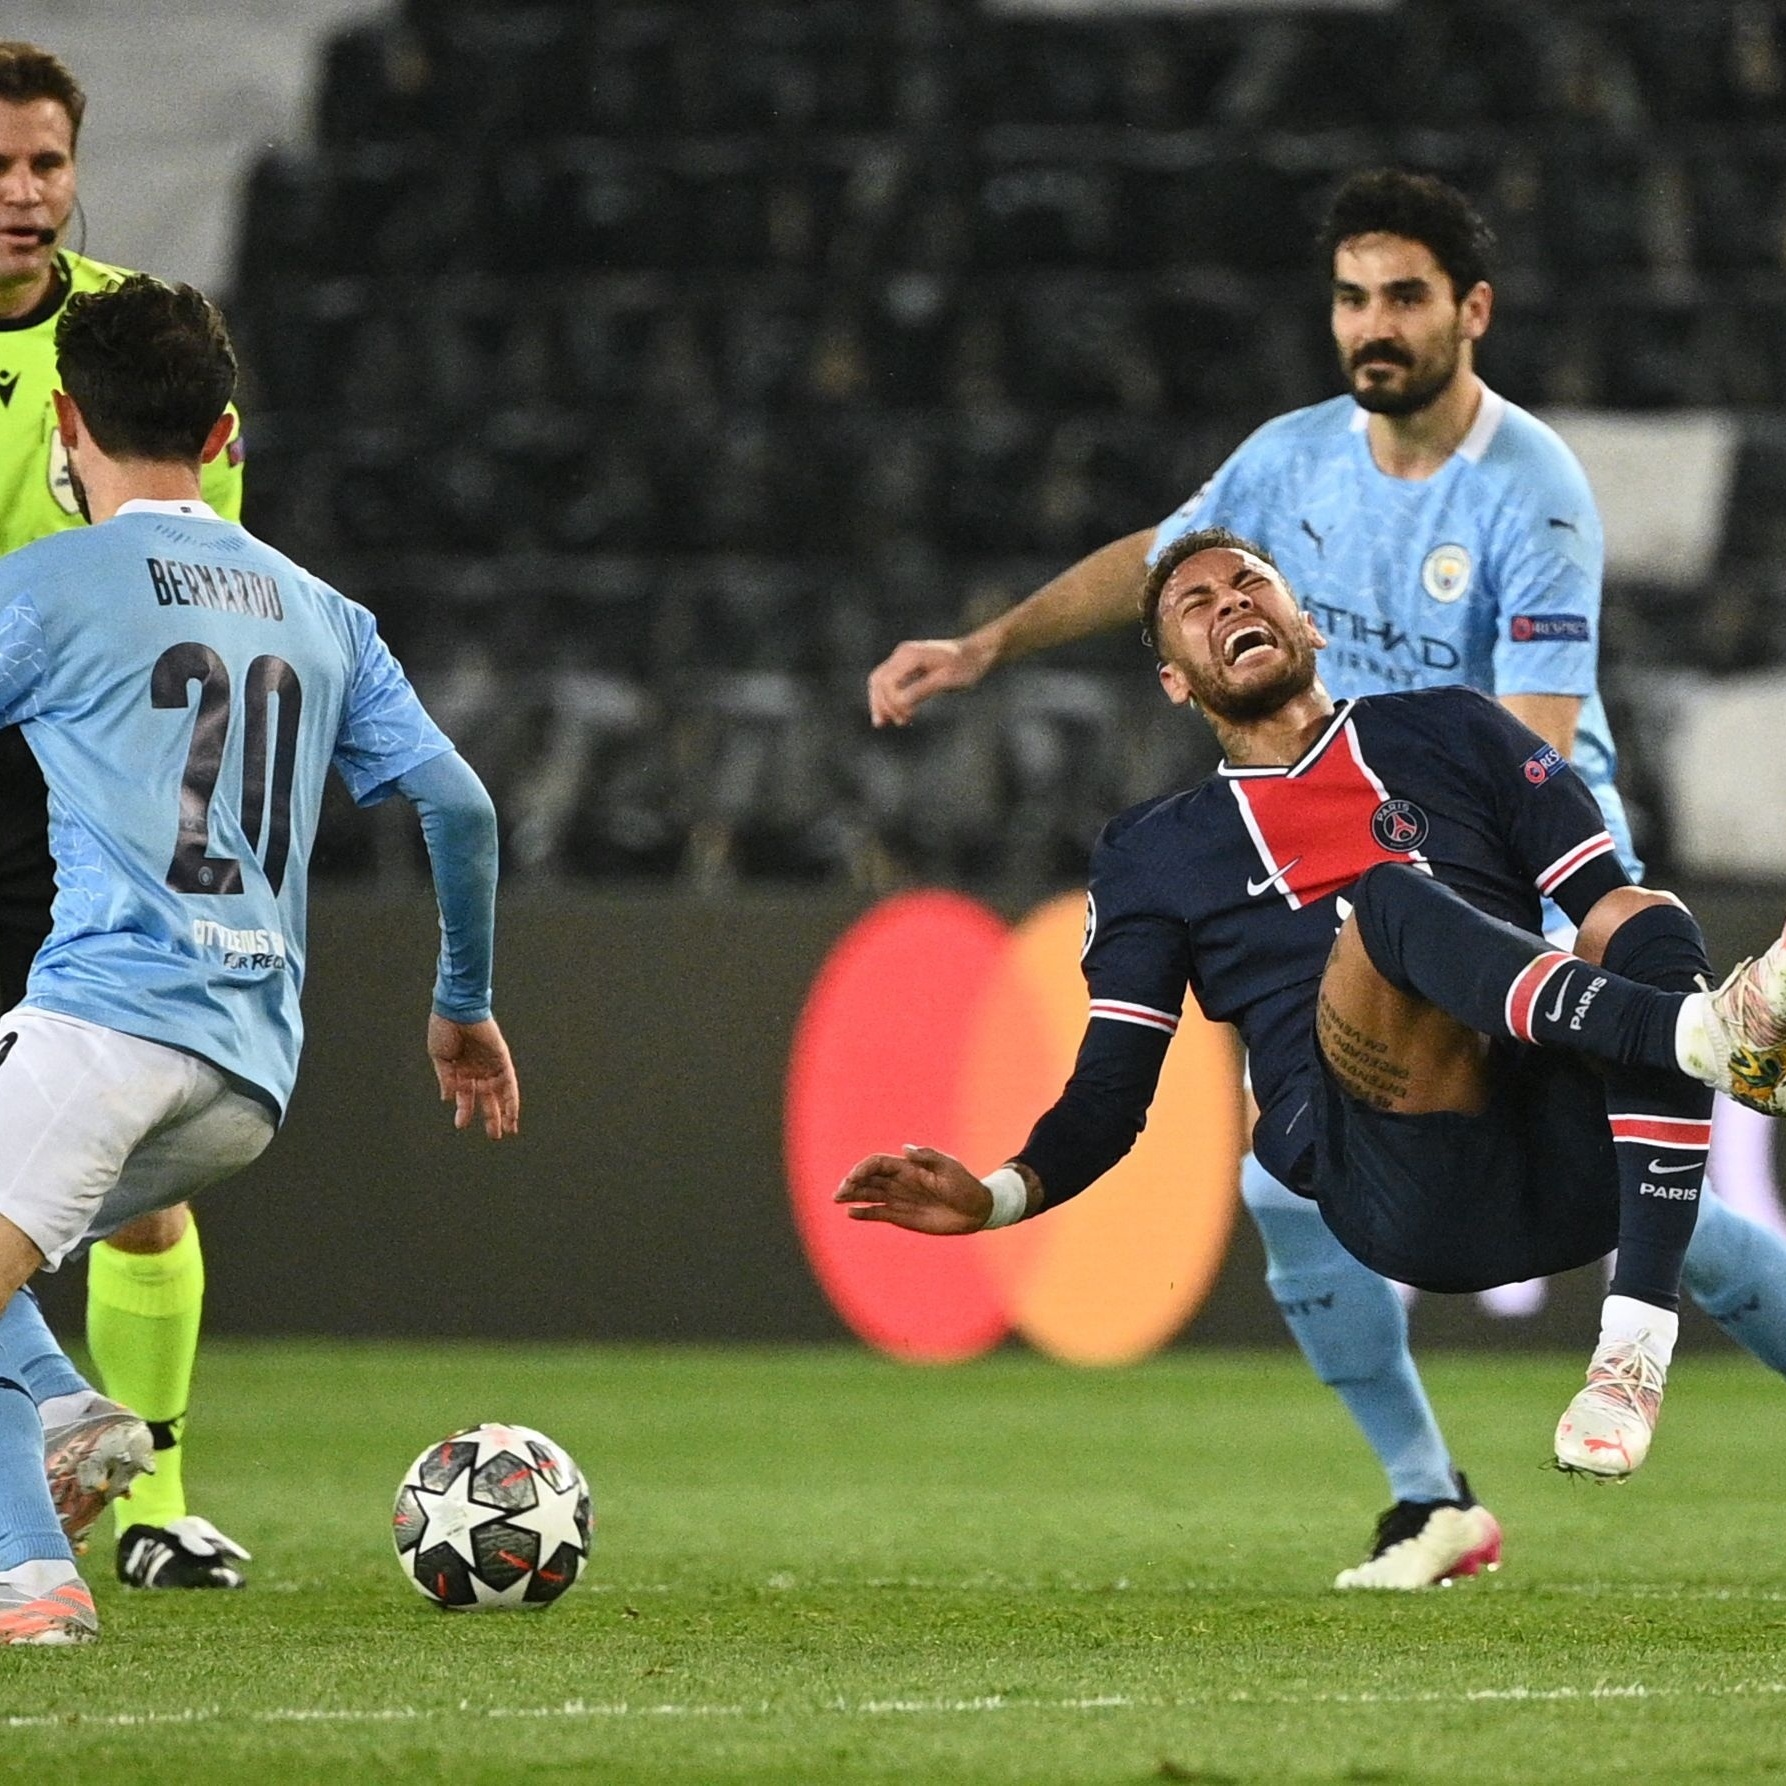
[1350,864,1686,1074]
[1599,904,1715,1311]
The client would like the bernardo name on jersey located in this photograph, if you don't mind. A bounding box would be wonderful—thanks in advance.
[0,254,246,936]
[0,500,453,1116]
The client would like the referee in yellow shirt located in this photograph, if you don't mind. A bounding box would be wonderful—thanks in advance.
[0,40,248,1589]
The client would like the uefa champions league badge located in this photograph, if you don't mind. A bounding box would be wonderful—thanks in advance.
[1081,891,1097,960]
[1421,544,1472,603]
[1523,743,1566,785]
[1371,799,1429,853]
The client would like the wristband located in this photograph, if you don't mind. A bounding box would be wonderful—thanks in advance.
[980,1166,1029,1231]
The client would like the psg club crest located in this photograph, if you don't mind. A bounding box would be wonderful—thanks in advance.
[1081,891,1097,961]
[1421,544,1472,604]
[1371,799,1429,853]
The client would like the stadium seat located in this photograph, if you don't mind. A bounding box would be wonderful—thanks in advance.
[231,0,1786,886]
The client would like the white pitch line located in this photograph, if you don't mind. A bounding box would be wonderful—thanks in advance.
[9,1680,1786,1734]
[588,1575,1786,1600]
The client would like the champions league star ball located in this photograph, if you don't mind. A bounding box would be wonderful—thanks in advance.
[392,1423,593,1610]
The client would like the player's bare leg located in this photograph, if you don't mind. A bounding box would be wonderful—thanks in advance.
[1315,914,1493,1118]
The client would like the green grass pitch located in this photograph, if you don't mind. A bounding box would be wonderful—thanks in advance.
[3,1342,1784,1784]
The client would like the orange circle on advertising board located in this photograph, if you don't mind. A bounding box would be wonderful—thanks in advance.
[784,890,1243,1364]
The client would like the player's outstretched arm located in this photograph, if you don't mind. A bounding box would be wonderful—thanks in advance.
[836,1146,1039,1234]
[866,528,1155,727]
[428,1012,520,1140]
[389,750,517,1138]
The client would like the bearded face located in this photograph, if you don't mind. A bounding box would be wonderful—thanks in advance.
[1330,233,1483,419]
[1152,548,1323,724]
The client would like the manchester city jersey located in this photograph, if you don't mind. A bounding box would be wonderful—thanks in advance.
[0,253,246,924]
[0,500,453,1113]
[1150,388,1635,874]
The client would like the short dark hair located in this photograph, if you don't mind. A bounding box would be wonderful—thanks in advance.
[0,42,85,146]
[1317,169,1495,302]
[1141,526,1284,652]
[57,276,237,462]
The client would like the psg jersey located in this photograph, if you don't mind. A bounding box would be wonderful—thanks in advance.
[1020,686,1629,1204]
[1150,389,1636,876]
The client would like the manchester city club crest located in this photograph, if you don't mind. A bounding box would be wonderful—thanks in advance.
[1421,544,1472,603]
[1371,798,1429,852]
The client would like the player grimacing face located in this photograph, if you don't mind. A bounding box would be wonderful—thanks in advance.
[1330,233,1490,417]
[0,98,73,305]
[1153,547,1326,724]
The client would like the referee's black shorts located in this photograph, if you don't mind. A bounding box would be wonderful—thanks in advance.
[1309,1041,1620,1294]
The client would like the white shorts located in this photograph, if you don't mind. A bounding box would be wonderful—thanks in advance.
[0,1007,275,1270]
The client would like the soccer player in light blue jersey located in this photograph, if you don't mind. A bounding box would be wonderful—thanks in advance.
[868,168,1786,1590]
[0,276,517,1643]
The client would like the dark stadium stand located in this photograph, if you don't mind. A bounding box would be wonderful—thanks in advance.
[232,0,1786,885]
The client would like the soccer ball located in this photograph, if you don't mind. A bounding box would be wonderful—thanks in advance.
[392,1422,593,1610]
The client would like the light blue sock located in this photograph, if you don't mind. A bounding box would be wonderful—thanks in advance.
[0,1289,90,1406]
[0,1378,74,1571]
[1243,1152,1458,1504]
[1682,1190,1786,1376]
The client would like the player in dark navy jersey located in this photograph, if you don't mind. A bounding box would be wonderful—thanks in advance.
[841,531,1786,1481]
[868,168,1786,1591]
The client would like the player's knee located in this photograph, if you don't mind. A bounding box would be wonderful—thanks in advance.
[1346,862,1426,983]
[1576,886,1691,969]
[102,1201,191,1256]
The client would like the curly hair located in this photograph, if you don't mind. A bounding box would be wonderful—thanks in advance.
[1317,169,1495,300]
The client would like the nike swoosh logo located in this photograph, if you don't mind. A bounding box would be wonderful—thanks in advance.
[1543,972,1572,1026]
[1648,1158,1703,1176]
[1247,857,1302,898]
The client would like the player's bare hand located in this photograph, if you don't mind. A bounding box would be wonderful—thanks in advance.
[428,1013,520,1140]
[866,636,992,728]
[834,1144,991,1235]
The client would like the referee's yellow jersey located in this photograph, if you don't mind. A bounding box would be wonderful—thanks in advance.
[0,251,243,555]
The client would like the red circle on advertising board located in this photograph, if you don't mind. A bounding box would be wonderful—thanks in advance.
[783,891,1012,1361]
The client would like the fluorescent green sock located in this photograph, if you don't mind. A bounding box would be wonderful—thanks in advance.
[86,1217,205,1536]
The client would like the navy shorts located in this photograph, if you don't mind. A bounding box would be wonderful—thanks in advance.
[1308,1042,1620,1294]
